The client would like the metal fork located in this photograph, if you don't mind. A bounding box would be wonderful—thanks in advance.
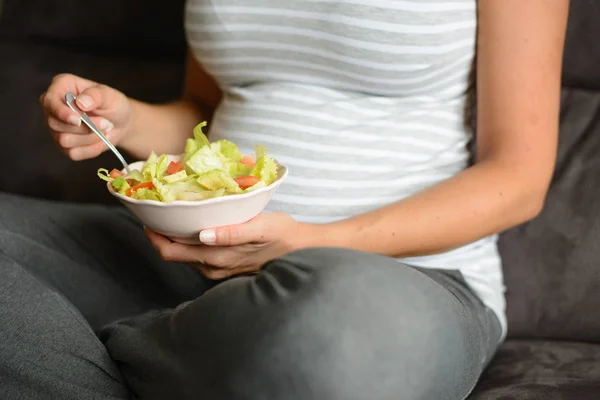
[65,92,131,173]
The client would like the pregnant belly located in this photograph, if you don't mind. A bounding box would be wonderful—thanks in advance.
[207,83,471,222]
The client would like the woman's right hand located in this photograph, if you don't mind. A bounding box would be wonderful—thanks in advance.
[40,74,133,161]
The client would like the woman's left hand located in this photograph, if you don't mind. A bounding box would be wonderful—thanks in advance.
[145,212,314,280]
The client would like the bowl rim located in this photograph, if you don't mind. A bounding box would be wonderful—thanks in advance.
[107,156,288,208]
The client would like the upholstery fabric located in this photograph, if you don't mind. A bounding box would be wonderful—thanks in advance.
[471,340,600,399]
[499,88,600,340]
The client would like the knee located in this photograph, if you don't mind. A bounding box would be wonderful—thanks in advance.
[262,247,458,328]
[240,248,480,399]
[262,247,460,326]
[261,246,404,294]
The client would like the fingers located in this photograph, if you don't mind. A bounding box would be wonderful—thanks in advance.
[41,73,133,162]
[47,115,114,139]
[201,215,266,246]
[49,115,115,160]
[193,263,258,280]
[46,115,86,134]
[145,228,198,263]
[56,132,102,149]
[41,74,96,124]
[144,228,248,279]
[40,90,81,127]
[65,141,110,161]
[41,74,119,132]
[75,84,120,112]
[41,74,116,162]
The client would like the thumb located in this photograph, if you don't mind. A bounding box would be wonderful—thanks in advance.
[199,216,265,246]
[75,84,117,112]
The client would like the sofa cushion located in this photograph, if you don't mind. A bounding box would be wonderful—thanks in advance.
[562,0,600,90]
[470,340,600,400]
[498,88,600,341]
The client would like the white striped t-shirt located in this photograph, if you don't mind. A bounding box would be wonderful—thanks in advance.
[184,0,507,338]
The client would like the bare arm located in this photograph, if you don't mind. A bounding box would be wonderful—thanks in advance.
[307,0,569,258]
[119,52,223,159]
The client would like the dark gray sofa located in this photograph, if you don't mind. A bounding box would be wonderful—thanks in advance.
[1,1,599,399]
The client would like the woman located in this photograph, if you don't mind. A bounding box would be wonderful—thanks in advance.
[1,0,568,399]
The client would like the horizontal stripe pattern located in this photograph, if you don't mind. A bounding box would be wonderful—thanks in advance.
[185,1,475,96]
[299,0,477,12]
[197,54,472,86]
[209,84,473,217]
[187,27,475,52]
[185,0,506,336]
[186,6,475,33]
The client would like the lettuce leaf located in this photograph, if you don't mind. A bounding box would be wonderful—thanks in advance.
[250,145,278,185]
[142,153,169,181]
[112,176,128,191]
[196,170,243,194]
[193,121,210,148]
[131,187,161,202]
[153,178,226,202]
[97,168,113,182]
[99,121,279,202]
[211,139,242,162]
[186,145,225,175]
[124,169,144,184]
[184,121,210,161]
[163,170,187,184]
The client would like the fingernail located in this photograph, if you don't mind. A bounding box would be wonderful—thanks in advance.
[199,229,216,244]
[100,119,114,132]
[67,115,81,127]
[76,95,93,109]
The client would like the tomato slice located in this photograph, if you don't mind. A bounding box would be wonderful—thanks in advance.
[234,176,260,190]
[240,156,255,168]
[167,160,184,175]
[125,181,155,197]
[109,169,124,179]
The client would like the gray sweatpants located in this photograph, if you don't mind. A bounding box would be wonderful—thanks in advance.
[0,193,501,400]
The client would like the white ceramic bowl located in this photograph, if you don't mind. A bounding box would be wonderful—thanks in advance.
[108,155,288,244]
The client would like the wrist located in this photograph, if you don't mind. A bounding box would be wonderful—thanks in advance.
[289,221,343,251]
[291,216,387,255]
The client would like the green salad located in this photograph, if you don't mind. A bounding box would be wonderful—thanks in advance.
[98,122,278,202]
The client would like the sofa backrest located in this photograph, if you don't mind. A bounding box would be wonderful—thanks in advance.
[0,0,188,203]
[499,0,600,341]
[0,0,187,57]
